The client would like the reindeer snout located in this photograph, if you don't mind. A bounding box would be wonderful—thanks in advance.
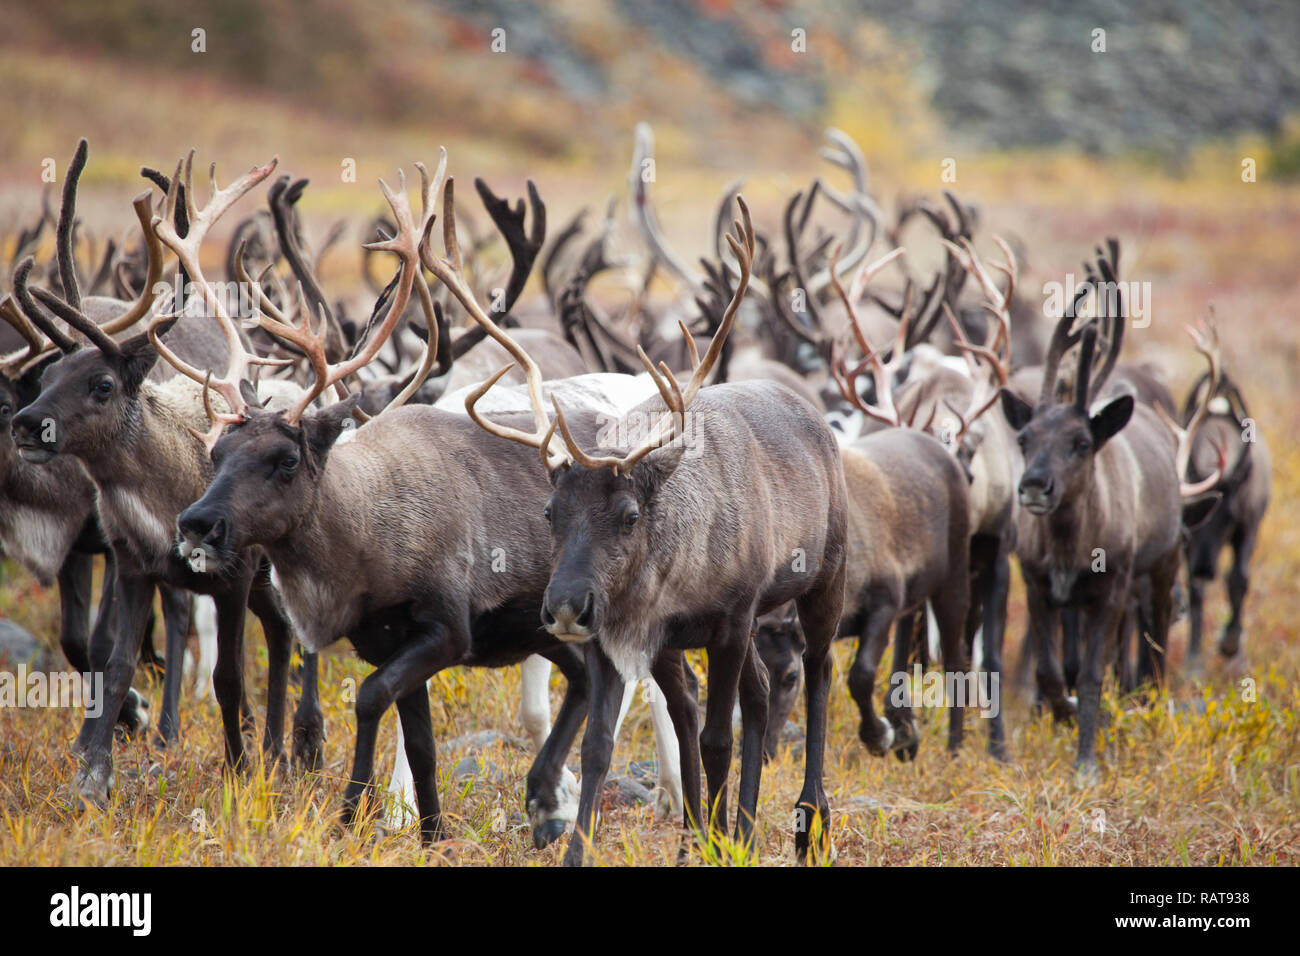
[1018,470,1056,513]
[542,589,597,640]
[11,406,58,461]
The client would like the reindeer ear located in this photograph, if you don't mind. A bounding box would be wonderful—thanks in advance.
[118,321,174,391]
[1089,393,1133,447]
[999,388,1033,431]
[633,442,685,502]
[303,394,361,462]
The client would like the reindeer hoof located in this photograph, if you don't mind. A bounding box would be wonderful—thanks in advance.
[859,717,894,756]
[292,722,325,772]
[1073,759,1101,787]
[1217,627,1242,658]
[73,758,113,809]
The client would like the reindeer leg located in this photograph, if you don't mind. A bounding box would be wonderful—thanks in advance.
[211,571,254,773]
[1145,555,1178,689]
[981,537,1011,760]
[1220,526,1256,658]
[394,686,442,843]
[1024,575,1072,723]
[885,607,921,760]
[72,572,154,807]
[291,649,324,771]
[733,639,769,851]
[1062,608,1081,698]
[56,551,94,673]
[526,644,588,849]
[794,556,845,864]
[1075,585,1127,774]
[934,583,970,755]
[848,588,901,757]
[246,579,292,766]
[1186,571,1206,666]
[87,551,118,674]
[651,649,701,863]
[699,618,751,842]
[154,584,191,748]
[562,644,624,867]
[344,617,463,842]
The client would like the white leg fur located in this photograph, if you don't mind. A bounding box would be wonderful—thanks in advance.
[518,655,554,751]
[646,679,682,818]
[384,681,426,829]
[192,596,218,701]
[925,602,941,666]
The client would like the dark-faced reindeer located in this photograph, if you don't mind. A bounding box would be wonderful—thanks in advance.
[997,245,1221,773]
[1166,332,1270,665]
[2,147,228,734]
[173,164,634,847]
[468,197,849,865]
[11,151,323,805]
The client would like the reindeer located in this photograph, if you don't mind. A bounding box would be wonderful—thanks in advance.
[811,238,1017,758]
[1167,338,1270,664]
[467,197,849,865]
[752,246,978,762]
[997,245,1220,771]
[1,148,232,736]
[173,165,645,846]
[11,150,323,804]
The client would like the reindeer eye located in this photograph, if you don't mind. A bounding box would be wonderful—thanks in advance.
[92,379,113,398]
[543,506,552,523]
[1073,437,1091,454]
[280,455,299,473]
[0,403,10,417]
[1016,434,1027,449]
[624,510,640,529]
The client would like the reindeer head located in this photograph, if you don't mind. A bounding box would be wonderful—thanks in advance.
[463,192,756,642]
[12,320,174,465]
[175,157,445,574]
[176,397,357,571]
[999,241,1134,516]
[1001,379,1134,516]
[753,602,803,760]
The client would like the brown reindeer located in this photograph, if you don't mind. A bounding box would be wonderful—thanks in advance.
[174,167,616,846]
[11,150,324,804]
[1166,331,1271,664]
[2,148,255,739]
[838,237,1018,758]
[467,197,849,865]
[997,245,1219,772]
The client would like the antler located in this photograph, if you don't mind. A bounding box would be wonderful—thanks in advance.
[1157,317,1225,497]
[828,245,908,426]
[147,151,286,437]
[465,196,756,475]
[0,294,46,377]
[629,123,704,295]
[263,154,445,426]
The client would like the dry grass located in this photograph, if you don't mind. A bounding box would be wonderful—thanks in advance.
[2,303,1297,866]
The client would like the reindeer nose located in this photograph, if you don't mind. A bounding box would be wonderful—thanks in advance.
[178,507,225,543]
[1020,473,1054,496]
[11,407,45,443]
[543,591,596,632]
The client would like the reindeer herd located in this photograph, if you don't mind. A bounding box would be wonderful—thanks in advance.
[0,128,1270,865]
